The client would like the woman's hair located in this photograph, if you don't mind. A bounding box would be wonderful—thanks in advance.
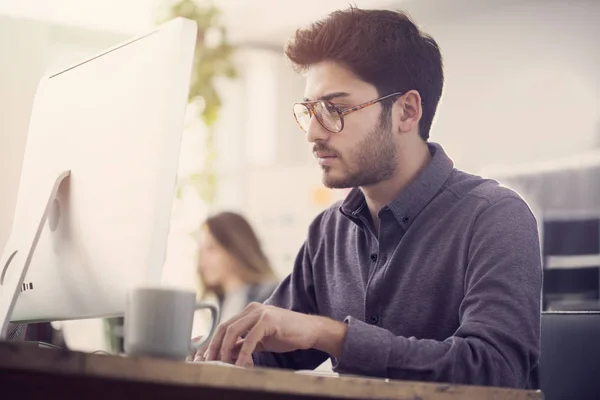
[198,211,275,300]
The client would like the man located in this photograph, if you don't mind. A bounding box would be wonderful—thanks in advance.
[203,7,542,388]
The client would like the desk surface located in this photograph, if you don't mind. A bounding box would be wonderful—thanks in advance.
[0,341,542,400]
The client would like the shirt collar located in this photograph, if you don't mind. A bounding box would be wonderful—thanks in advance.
[340,142,454,229]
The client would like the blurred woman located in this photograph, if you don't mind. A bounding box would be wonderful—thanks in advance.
[198,211,278,324]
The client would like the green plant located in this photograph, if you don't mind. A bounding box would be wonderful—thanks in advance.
[161,0,237,204]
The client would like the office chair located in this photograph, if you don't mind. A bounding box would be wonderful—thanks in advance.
[539,311,600,400]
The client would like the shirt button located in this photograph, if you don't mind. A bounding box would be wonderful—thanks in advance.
[370,253,378,262]
[402,216,409,223]
[369,315,380,325]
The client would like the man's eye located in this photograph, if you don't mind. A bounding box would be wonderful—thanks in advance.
[325,103,339,113]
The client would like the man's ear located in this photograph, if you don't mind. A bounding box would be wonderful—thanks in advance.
[395,90,422,134]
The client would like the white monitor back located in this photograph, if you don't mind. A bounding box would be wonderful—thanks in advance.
[2,18,197,323]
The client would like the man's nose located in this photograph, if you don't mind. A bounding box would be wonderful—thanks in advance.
[306,116,331,143]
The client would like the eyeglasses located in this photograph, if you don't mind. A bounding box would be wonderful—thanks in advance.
[292,92,404,134]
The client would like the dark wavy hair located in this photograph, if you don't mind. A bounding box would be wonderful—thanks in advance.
[285,6,444,140]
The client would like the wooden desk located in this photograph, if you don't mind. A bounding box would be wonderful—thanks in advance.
[0,342,542,400]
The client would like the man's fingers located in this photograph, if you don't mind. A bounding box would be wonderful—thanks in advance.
[206,306,257,361]
[192,345,208,362]
[206,304,269,362]
[189,336,206,361]
[206,319,239,361]
[219,313,261,363]
[227,340,244,364]
[235,321,267,367]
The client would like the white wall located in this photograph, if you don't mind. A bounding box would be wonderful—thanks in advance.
[420,0,599,172]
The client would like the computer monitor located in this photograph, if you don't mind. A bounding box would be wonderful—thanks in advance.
[0,17,198,338]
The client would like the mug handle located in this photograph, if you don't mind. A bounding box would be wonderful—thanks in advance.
[190,302,219,350]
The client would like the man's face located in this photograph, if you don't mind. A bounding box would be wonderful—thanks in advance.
[303,61,398,189]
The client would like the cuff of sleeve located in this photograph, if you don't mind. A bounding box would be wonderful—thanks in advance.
[332,316,398,377]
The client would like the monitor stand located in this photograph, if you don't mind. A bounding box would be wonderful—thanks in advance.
[0,171,71,340]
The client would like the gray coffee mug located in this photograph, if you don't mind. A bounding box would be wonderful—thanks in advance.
[124,286,218,360]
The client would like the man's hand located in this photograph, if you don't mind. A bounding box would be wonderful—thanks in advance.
[205,302,348,367]
[188,336,208,362]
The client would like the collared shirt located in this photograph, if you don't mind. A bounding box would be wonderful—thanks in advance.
[253,143,542,388]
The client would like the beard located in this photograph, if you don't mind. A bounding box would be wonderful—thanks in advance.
[320,111,398,189]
